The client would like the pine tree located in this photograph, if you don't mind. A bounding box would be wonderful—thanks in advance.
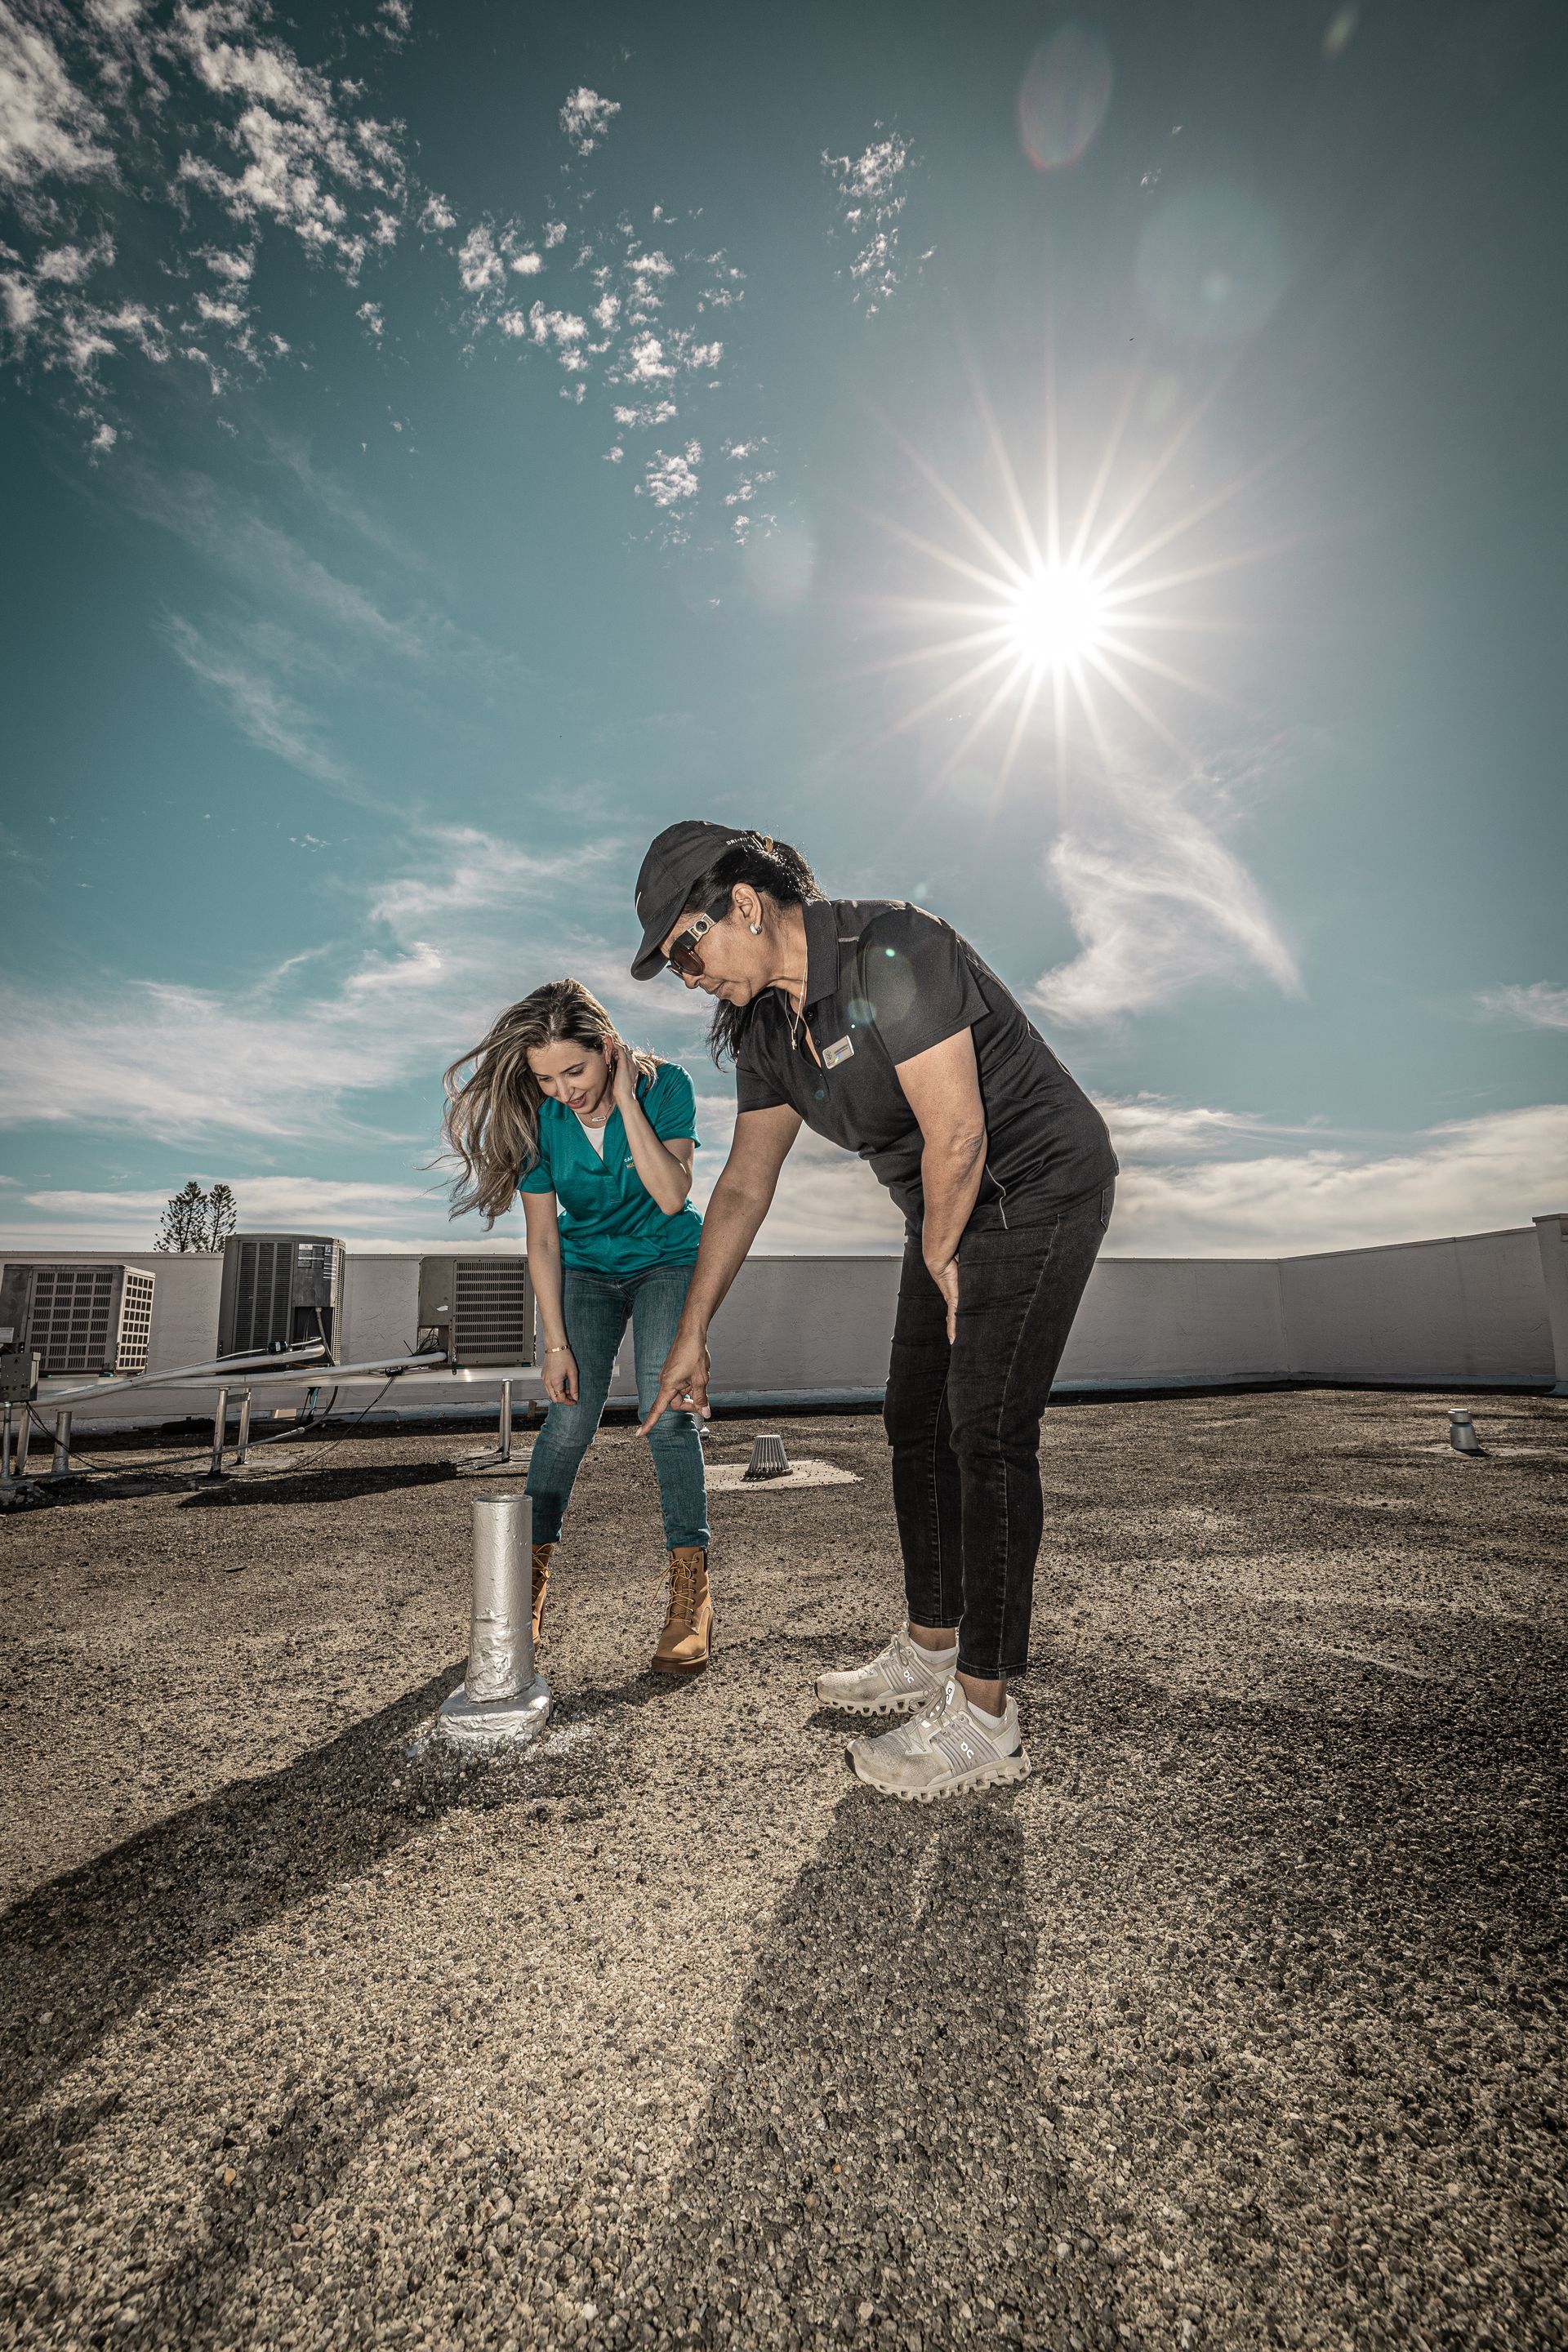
[155,1182,209,1253]
[204,1183,238,1250]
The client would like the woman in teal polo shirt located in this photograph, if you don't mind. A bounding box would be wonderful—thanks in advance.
[443,978,712,1674]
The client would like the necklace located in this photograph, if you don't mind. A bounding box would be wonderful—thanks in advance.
[575,1094,614,1128]
[784,966,808,1054]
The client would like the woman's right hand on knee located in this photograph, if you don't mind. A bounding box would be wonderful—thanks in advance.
[543,1345,579,1405]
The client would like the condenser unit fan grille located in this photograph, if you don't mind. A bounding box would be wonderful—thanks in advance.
[452,1261,533,1365]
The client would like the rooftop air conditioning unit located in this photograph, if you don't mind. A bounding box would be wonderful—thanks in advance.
[218,1234,344,1362]
[417,1256,535,1367]
[0,1261,155,1378]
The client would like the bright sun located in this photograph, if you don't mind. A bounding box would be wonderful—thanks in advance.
[858,371,1277,791]
[1004,560,1110,672]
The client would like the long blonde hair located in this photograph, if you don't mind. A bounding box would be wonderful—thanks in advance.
[443,978,659,1227]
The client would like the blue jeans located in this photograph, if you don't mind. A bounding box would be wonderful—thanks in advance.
[526,1261,710,1551]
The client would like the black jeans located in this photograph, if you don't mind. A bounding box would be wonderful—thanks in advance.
[883,1181,1113,1682]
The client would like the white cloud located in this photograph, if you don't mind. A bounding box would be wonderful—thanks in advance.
[457,223,502,292]
[639,439,702,516]
[421,119,752,537]
[6,1169,517,1254]
[705,1092,1568,1258]
[685,1090,906,1254]
[0,2,113,187]
[1094,1094,1295,1158]
[36,234,111,282]
[159,614,350,786]
[528,301,587,360]
[141,470,423,657]
[559,86,619,159]
[170,7,407,279]
[0,826,602,1145]
[1103,1100,1568,1257]
[613,398,676,429]
[1032,750,1301,1026]
[199,243,254,281]
[367,829,573,930]
[622,331,674,381]
[823,127,916,313]
[25,1176,434,1229]
[1478,982,1568,1031]
[0,0,409,421]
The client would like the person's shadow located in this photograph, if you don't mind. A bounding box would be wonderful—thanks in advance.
[636,1786,1125,2347]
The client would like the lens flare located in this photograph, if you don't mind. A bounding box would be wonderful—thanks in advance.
[1018,27,1113,172]
[1135,186,1289,345]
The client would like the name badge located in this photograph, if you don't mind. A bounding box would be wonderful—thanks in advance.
[822,1036,855,1070]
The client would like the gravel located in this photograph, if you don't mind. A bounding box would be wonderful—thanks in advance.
[1,1388,1564,2350]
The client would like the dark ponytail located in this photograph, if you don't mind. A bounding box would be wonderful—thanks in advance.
[679,831,822,1065]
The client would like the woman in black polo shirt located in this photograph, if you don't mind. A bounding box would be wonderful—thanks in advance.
[631,822,1116,1802]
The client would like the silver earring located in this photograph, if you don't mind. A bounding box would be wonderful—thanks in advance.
[749,921,762,934]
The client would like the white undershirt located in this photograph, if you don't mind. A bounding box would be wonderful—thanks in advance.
[576,1115,608,1157]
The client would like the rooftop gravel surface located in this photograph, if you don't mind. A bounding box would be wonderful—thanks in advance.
[2,1389,1565,2352]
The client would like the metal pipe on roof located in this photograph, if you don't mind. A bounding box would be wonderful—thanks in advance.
[438,1492,550,1749]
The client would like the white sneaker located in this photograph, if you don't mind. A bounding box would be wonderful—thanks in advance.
[848,1677,1030,1802]
[815,1628,958,1718]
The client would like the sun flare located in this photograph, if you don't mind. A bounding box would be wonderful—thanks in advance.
[856,368,1287,792]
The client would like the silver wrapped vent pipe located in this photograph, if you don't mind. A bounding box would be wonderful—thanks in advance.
[439,1492,550,1749]
[1449,1409,1485,1455]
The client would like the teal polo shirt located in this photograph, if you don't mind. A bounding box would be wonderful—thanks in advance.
[517,1060,703,1277]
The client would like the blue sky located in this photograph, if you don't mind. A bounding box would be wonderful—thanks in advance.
[2,0,1564,1258]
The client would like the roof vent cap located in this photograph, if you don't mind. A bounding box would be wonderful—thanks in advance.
[743,1432,791,1481]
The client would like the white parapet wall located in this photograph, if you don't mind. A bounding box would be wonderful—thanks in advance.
[708,1257,904,1399]
[1058,1256,1290,1389]
[4,1214,1565,1420]
[1280,1226,1556,1388]
[1533,1214,1568,1396]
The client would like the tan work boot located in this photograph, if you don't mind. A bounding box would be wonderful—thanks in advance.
[653,1547,713,1674]
[531,1543,554,1653]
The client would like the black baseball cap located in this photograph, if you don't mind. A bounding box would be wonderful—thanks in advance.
[630,819,744,980]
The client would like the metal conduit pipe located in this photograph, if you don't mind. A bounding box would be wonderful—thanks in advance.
[51,1412,72,1479]
[439,1492,550,1748]
[208,1388,229,1481]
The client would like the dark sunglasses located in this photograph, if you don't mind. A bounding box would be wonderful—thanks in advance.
[665,902,729,977]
